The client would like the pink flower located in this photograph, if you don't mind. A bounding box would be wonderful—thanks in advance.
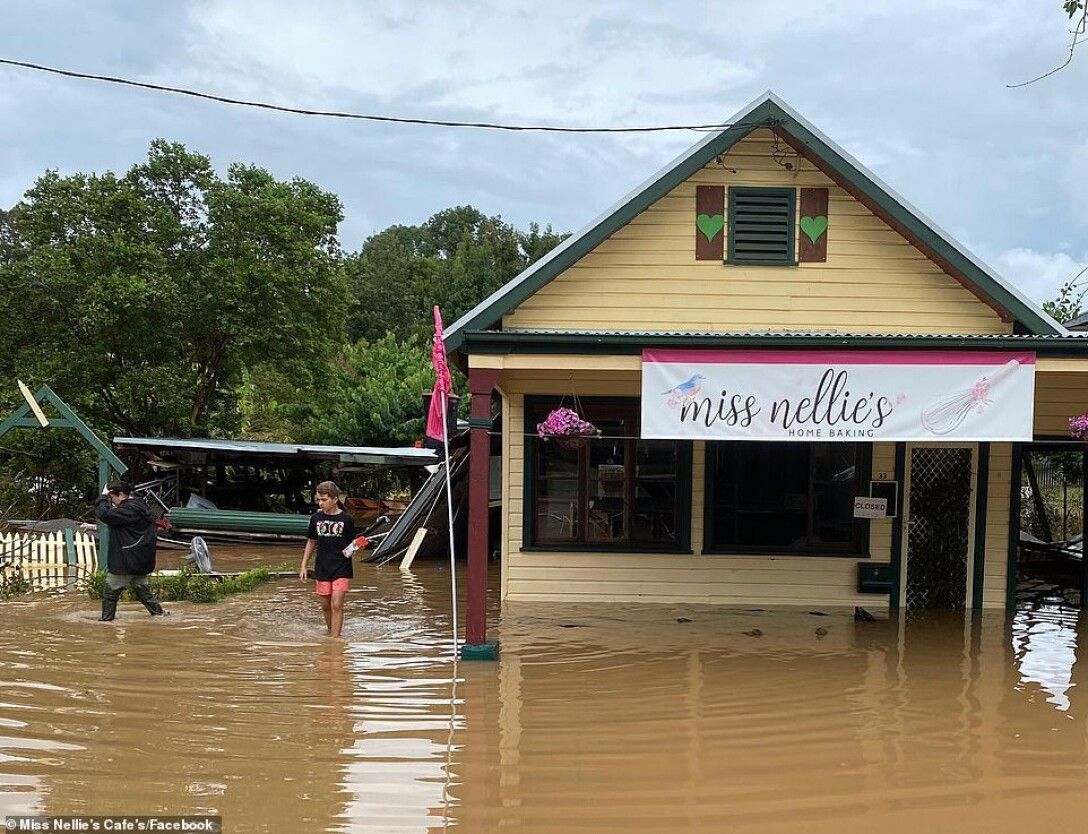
[537,407,598,439]
[1070,413,1088,440]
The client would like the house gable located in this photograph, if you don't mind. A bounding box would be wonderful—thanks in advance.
[445,93,1061,350]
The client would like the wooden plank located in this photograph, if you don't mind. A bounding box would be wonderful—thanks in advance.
[17,380,49,427]
[798,188,829,262]
[400,528,428,571]
[695,185,725,260]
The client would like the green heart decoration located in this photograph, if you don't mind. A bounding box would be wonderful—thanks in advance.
[696,213,724,243]
[800,214,828,244]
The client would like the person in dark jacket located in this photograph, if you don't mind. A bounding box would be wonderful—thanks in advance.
[94,480,167,621]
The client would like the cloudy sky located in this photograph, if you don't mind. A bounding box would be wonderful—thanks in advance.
[1,1,1086,307]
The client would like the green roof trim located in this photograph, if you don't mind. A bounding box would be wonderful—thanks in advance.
[463,329,1088,356]
[445,92,1061,352]
[0,385,127,473]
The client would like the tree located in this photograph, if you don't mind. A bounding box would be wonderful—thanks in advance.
[347,206,567,343]
[1042,263,1088,324]
[0,140,352,440]
[306,333,449,447]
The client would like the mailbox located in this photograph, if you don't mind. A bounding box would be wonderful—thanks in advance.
[857,562,894,594]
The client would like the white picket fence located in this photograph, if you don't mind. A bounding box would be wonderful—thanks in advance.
[0,529,98,591]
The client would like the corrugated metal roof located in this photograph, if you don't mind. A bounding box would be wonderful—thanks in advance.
[1064,311,1088,331]
[495,329,1088,340]
[113,437,437,466]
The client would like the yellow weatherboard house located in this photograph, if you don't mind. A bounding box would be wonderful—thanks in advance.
[445,92,1088,658]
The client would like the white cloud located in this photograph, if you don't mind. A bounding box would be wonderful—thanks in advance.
[991,247,1088,307]
[1,0,1087,254]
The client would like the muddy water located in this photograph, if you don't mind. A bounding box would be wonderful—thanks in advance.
[2,551,1088,832]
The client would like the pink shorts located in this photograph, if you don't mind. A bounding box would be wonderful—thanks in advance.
[315,578,351,596]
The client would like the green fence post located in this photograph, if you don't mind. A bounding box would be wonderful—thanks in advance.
[97,458,110,571]
[63,527,76,588]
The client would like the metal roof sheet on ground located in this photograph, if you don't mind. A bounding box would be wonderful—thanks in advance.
[1064,311,1088,331]
[114,437,437,466]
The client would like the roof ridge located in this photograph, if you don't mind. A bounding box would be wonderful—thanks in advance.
[444,92,1061,349]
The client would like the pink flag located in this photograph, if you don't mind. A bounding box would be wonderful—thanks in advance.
[426,306,453,443]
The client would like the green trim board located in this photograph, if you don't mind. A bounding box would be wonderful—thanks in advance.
[889,442,906,612]
[0,385,126,473]
[464,329,1088,355]
[1082,451,1088,612]
[521,395,692,554]
[971,443,990,609]
[0,385,127,571]
[444,92,1061,352]
[1006,443,1023,611]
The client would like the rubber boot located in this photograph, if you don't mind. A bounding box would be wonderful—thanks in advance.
[98,587,121,622]
[132,582,167,616]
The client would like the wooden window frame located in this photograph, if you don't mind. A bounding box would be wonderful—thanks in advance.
[726,186,798,266]
[702,441,872,557]
[522,396,692,553]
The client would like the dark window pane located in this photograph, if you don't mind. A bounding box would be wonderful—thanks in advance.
[709,442,861,553]
[811,445,855,545]
[528,400,684,549]
[588,434,627,542]
[536,441,581,541]
[633,442,679,545]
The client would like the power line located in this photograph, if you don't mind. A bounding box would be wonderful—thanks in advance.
[0,58,758,134]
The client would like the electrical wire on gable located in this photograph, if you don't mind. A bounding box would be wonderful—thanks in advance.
[1,57,770,134]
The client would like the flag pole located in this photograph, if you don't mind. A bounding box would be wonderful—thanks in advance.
[439,392,458,657]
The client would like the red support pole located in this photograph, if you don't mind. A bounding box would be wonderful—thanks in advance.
[465,368,501,652]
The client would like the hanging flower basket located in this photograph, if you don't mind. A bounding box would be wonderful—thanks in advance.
[537,407,600,449]
[1069,413,1088,440]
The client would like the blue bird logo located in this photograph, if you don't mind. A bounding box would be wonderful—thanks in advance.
[662,374,706,407]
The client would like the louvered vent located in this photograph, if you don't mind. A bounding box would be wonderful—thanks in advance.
[727,187,796,265]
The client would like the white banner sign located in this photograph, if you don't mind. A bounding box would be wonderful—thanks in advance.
[640,349,1035,441]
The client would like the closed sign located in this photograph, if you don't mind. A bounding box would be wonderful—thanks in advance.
[853,497,888,519]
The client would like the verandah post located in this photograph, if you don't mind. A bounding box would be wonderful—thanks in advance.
[462,367,501,659]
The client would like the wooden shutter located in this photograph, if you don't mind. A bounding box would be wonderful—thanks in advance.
[695,185,725,260]
[799,188,829,263]
[727,187,796,265]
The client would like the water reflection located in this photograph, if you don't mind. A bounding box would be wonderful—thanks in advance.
[1013,606,1079,712]
[1,563,1088,832]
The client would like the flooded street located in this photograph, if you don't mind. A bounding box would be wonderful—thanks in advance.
[2,551,1088,832]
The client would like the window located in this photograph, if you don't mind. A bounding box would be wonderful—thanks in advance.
[705,441,869,555]
[727,186,796,265]
[526,398,691,550]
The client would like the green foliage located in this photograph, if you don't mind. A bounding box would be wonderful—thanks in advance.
[0,134,566,516]
[1064,1,1084,18]
[184,574,218,603]
[0,140,351,440]
[1042,276,1086,325]
[348,206,568,344]
[0,430,98,520]
[0,564,32,599]
[307,333,454,447]
[85,566,276,603]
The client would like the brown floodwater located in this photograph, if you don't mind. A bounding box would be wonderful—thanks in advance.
[2,546,1088,832]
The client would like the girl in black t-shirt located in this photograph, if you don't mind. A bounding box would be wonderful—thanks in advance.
[298,481,357,637]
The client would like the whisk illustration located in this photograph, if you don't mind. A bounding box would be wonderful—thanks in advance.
[920,359,1021,435]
